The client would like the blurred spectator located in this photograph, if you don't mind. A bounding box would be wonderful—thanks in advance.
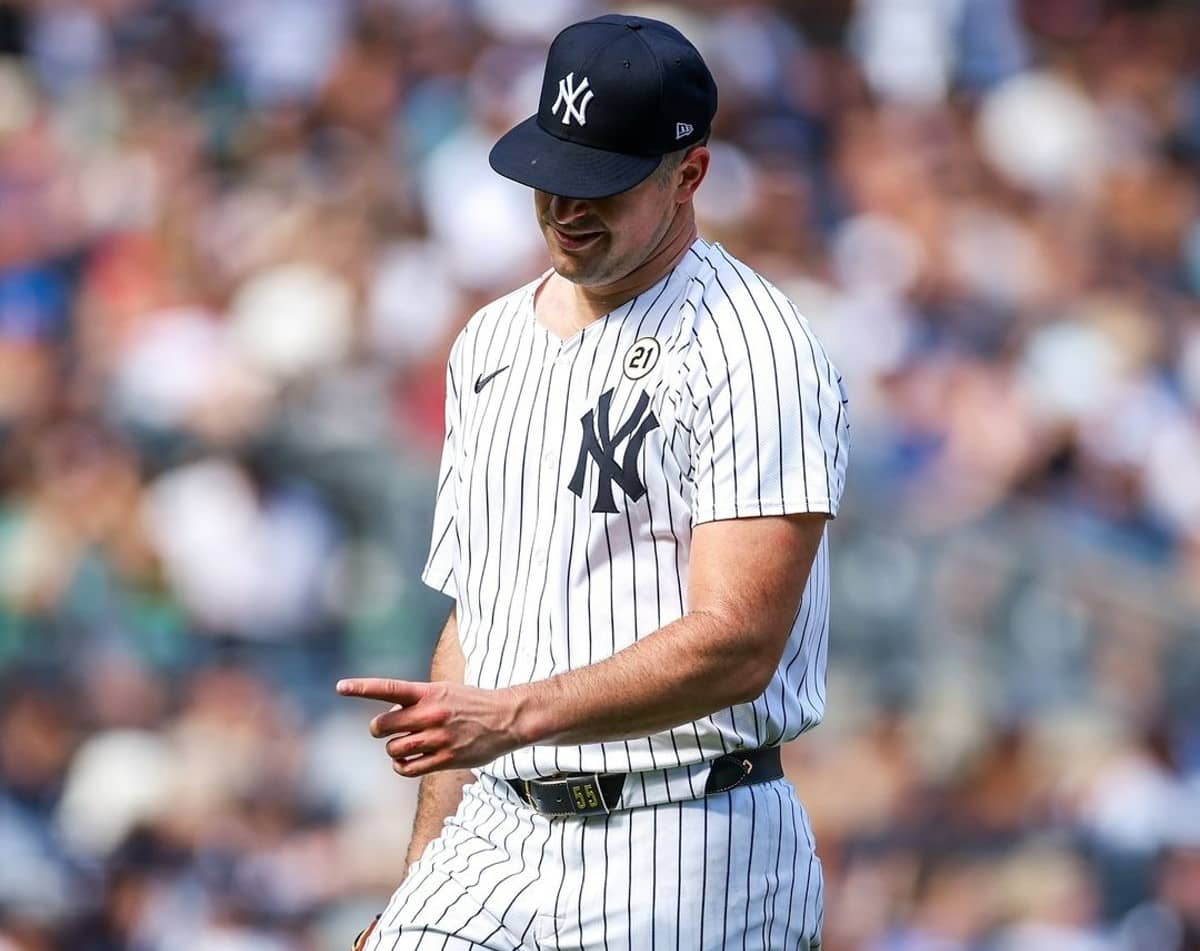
[989,844,1112,951]
[1119,843,1200,951]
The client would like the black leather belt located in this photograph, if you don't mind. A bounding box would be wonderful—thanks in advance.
[506,747,783,817]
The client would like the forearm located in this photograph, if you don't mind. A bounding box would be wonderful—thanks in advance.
[512,608,774,747]
[343,516,828,779]
[402,609,474,871]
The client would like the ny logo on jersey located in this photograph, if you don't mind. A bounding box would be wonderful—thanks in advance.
[552,72,594,126]
[568,388,660,513]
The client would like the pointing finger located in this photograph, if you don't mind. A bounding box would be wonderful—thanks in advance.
[336,678,431,704]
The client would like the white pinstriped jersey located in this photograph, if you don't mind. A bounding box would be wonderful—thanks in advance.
[421,237,849,781]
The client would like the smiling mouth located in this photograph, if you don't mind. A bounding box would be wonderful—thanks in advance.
[550,227,603,251]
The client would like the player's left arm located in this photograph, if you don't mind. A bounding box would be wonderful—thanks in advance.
[513,510,827,745]
[337,512,826,774]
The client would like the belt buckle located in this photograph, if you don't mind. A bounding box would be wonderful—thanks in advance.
[563,773,610,815]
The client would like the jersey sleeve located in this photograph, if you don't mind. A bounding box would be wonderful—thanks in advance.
[688,292,850,525]
[420,346,462,598]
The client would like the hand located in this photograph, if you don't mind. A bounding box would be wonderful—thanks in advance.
[336,678,530,777]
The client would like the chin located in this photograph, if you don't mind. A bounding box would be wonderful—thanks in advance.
[549,250,603,284]
[545,231,616,277]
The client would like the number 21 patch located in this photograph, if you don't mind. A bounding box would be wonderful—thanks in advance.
[623,336,661,380]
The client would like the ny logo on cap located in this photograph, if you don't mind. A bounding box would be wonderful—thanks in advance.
[552,72,594,127]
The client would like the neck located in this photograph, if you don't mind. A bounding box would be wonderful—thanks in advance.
[573,206,698,320]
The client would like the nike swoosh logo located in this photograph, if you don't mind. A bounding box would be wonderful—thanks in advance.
[473,366,510,394]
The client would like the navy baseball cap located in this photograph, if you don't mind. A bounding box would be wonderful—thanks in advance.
[489,14,718,200]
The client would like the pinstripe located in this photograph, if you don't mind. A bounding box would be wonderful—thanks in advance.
[697,294,740,506]
[704,263,764,515]
[799,847,816,948]
[599,813,613,950]
[674,803,683,950]
[480,330,547,692]
[815,884,826,948]
[812,544,831,710]
[516,809,552,946]
[741,782,757,949]
[790,304,832,502]
[576,817,588,945]
[520,342,569,699]
[720,790,733,949]
[699,792,709,949]
[762,785,783,949]
[626,807,634,950]
[759,784,782,950]
[782,573,820,736]
[690,340,721,540]
[650,803,659,951]
[600,511,620,763]
[549,815,570,945]
[782,785,800,947]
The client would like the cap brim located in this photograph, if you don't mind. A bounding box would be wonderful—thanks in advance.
[489,116,661,200]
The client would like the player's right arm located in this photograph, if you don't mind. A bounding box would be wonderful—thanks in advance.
[399,607,473,878]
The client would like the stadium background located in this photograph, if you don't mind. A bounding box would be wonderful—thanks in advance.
[1,0,1198,948]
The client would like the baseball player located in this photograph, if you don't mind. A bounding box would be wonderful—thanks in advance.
[339,13,849,950]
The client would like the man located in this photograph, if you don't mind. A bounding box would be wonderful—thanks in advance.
[339,13,849,950]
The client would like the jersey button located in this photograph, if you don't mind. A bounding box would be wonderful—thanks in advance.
[542,451,555,470]
[532,548,547,567]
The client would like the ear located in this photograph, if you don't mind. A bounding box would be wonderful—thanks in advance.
[675,146,710,203]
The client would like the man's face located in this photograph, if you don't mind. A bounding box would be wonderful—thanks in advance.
[535,166,678,287]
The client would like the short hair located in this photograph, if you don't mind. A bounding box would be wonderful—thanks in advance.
[651,133,711,187]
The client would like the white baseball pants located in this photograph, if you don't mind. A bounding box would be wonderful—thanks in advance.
[364,771,824,950]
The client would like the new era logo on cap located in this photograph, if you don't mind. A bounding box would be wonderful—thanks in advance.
[675,122,694,140]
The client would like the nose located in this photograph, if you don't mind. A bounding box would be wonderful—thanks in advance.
[548,194,591,225]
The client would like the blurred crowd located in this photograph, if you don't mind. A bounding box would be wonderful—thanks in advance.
[0,0,1198,948]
